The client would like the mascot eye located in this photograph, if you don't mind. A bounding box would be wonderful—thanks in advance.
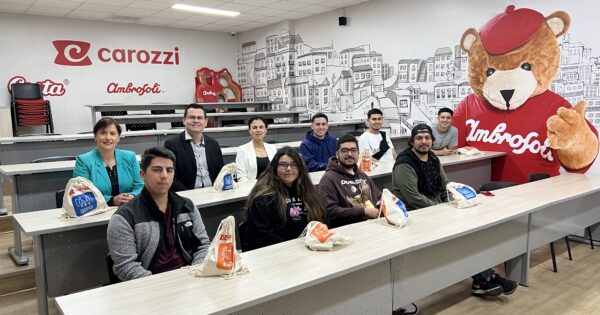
[486,68,495,77]
[521,63,532,71]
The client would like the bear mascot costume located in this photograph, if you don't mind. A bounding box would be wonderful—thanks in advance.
[453,5,599,184]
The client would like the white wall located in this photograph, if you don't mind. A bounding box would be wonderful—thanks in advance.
[0,13,237,134]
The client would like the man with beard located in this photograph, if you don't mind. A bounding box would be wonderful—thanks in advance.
[391,124,517,298]
[391,124,449,210]
[318,134,382,228]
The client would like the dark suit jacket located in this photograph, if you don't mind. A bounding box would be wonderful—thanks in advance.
[164,132,224,191]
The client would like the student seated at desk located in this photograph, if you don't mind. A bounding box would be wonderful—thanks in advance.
[318,134,382,228]
[236,116,277,182]
[300,112,337,172]
[164,104,224,191]
[107,147,210,281]
[431,107,458,156]
[73,117,143,206]
[391,125,517,298]
[242,147,325,251]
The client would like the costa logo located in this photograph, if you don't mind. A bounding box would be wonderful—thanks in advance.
[107,82,162,96]
[7,76,67,96]
[52,39,180,66]
[53,40,92,66]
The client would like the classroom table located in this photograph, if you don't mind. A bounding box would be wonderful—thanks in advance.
[0,141,301,266]
[0,120,364,165]
[107,110,304,126]
[51,174,600,315]
[13,151,505,315]
[87,102,272,124]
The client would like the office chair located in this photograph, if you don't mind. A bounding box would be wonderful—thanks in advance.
[10,82,55,136]
[528,173,573,273]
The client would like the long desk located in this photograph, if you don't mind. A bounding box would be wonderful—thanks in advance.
[51,173,600,315]
[0,141,301,267]
[87,102,271,124]
[0,120,364,165]
[108,110,304,126]
[12,151,504,315]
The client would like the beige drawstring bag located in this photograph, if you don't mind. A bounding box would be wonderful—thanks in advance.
[213,163,238,192]
[378,189,409,228]
[301,221,353,251]
[189,216,248,279]
[62,176,116,218]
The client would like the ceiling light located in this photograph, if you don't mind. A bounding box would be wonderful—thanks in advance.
[171,4,240,17]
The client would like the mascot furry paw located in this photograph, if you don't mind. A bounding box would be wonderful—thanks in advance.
[453,5,598,183]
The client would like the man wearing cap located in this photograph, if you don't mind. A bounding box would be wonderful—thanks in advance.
[391,124,449,210]
[392,124,518,298]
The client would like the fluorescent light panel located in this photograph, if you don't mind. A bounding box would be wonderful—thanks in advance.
[171,4,240,17]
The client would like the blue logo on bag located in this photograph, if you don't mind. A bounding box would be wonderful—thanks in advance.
[395,199,409,217]
[223,173,234,190]
[455,186,477,200]
[71,192,97,216]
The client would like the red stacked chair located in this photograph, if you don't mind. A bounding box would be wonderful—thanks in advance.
[10,83,54,136]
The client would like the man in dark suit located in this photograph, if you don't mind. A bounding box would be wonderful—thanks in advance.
[164,104,224,191]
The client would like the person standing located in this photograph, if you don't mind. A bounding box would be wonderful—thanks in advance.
[164,104,224,191]
[300,112,337,172]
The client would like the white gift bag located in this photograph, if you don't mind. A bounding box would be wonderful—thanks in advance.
[213,163,238,192]
[189,216,248,278]
[378,189,409,228]
[62,176,115,218]
[446,182,479,208]
[301,221,353,251]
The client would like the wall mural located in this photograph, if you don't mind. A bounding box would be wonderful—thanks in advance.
[237,29,600,135]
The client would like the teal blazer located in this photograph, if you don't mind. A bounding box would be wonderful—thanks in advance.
[73,148,144,203]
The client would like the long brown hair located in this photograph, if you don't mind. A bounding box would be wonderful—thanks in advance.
[245,146,325,226]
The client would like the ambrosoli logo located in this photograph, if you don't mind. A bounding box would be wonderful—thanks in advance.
[53,40,180,66]
[7,76,67,96]
[107,82,162,96]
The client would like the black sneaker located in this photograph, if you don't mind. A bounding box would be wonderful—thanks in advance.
[490,273,518,295]
[392,303,419,315]
[471,280,503,296]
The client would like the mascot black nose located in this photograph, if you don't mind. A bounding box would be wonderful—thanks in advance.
[500,89,515,107]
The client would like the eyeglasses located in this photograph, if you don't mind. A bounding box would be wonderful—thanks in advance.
[338,148,359,155]
[277,162,298,170]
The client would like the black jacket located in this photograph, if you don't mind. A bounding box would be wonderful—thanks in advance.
[164,132,224,191]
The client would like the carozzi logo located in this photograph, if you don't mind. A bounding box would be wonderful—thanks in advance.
[53,40,180,67]
[107,82,162,96]
[7,76,67,96]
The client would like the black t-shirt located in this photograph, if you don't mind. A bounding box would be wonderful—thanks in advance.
[106,165,119,206]
[149,204,186,275]
[256,156,270,179]
[242,186,308,251]
[420,158,442,195]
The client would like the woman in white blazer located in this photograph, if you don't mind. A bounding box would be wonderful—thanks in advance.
[236,116,278,181]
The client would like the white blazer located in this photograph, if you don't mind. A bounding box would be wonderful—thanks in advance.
[235,141,277,182]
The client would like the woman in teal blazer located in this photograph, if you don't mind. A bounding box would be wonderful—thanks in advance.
[73,118,143,206]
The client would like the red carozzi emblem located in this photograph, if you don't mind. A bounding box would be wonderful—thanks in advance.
[53,40,92,66]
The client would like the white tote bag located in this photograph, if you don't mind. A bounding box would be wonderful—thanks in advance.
[189,216,248,278]
[62,176,115,218]
[301,221,353,251]
[213,163,238,192]
[378,189,409,228]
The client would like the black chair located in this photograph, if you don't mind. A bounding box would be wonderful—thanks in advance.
[106,254,121,285]
[55,189,65,208]
[528,173,573,273]
[10,82,54,136]
[151,109,183,129]
[31,156,76,163]
[478,181,517,192]
[238,220,247,252]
